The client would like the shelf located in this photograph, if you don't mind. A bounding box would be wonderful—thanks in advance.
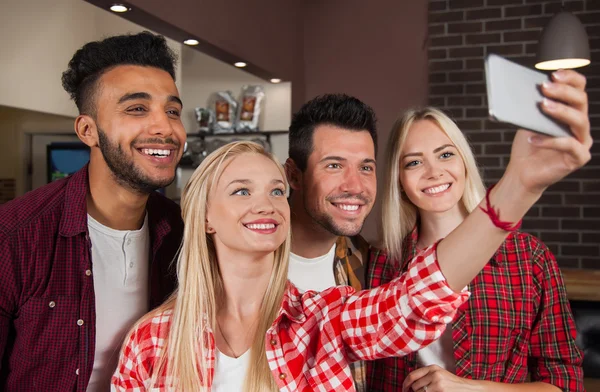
[180,130,287,169]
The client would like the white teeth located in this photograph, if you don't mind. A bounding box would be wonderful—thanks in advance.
[423,183,451,194]
[337,204,359,211]
[142,148,171,157]
[245,223,276,230]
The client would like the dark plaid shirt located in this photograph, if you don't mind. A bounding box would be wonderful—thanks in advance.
[0,166,183,392]
[333,235,370,392]
[366,228,584,392]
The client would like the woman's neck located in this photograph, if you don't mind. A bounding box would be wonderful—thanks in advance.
[217,250,274,320]
[417,205,468,249]
[214,249,275,358]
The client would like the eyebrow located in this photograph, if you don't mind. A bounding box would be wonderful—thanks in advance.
[227,179,285,187]
[117,92,183,107]
[402,144,456,159]
[319,156,377,165]
[319,156,346,164]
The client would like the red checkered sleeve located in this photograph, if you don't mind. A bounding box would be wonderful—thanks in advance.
[341,241,469,361]
[528,240,584,392]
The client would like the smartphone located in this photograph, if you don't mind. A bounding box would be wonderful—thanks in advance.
[485,53,572,138]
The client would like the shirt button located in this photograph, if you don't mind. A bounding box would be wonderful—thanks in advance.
[127,239,131,245]
[129,262,134,268]
[77,319,84,326]
[432,316,439,322]
[270,339,277,346]
[75,368,79,376]
[85,269,92,276]
[48,301,56,308]
[279,373,287,380]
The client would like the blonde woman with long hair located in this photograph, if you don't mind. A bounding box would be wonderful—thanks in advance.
[367,107,584,392]
[111,72,590,392]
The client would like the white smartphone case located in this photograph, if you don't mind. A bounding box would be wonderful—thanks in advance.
[485,53,572,138]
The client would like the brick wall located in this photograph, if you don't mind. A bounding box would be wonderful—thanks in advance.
[428,0,599,269]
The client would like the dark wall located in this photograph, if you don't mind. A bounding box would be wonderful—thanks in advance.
[428,0,600,269]
[303,1,428,132]
[86,0,306,110]
[303,0,429,242]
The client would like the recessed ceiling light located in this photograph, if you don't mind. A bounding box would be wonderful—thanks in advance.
[110,4,129,12]
[183,39,199,46]
[270,78,282,84]
[234,62,247,68]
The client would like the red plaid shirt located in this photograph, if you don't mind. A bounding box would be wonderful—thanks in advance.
[366,228,584,392]
[0,166,183,392]
[112,243,469,391]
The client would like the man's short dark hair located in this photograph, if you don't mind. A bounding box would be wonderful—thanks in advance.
[288,94,377,171]
[61,31,178,116]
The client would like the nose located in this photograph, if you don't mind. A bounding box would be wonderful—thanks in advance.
[148,110,175,138]
[340,170,364,195]
[252,193,276,215]
[424,161,444,180]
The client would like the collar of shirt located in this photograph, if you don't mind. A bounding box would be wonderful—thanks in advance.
[57,164,176,246]
[58,164,90,237]
[277,282,313,324]
[334,236,369,290]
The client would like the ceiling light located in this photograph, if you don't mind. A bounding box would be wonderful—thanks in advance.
[109,4,129,13]
[234,62,247,68]
[535,11,590,70]
[183,39,199,46]
[270,78,282,84]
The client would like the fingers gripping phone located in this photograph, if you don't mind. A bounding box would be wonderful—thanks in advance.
[485,53,572,138]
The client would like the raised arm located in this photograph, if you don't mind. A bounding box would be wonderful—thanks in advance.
[438,70,591,292]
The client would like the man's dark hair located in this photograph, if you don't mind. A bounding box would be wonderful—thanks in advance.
[61,31,178,116]
[288,94,377,171]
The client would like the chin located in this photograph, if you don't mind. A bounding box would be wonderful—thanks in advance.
[249,247,281,255]
[150,174,176,187]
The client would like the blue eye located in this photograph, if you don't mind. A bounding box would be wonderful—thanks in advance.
[232,188,250,196]
[271,188,285,196]
[440,152,455,159]
[405,160,420,168]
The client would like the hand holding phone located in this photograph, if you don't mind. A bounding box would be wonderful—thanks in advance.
[485,53,572,138]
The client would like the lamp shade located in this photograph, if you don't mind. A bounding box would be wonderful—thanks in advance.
[535,11,590,70]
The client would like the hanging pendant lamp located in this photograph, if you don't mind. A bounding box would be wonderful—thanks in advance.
[535,10,590,71]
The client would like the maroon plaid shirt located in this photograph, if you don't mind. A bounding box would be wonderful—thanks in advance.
[366,228,584,392]
[0,166,183,392]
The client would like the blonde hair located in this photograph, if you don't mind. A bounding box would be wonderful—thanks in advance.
[145,141,290,391]
[382,107,486,262]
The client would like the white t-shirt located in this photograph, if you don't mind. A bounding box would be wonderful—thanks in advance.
[416,326,456,373]
[86,214,150,392]
[288,244,337,292]
[212,349,251,392]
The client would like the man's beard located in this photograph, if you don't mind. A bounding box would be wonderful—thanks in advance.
[303,192,370,237]
[97,128,177,195]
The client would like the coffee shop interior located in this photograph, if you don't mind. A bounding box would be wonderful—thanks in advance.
[0,0,599,386]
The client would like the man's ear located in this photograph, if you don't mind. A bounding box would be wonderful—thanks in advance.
[74,115,98,147]
[285,158,302,191]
